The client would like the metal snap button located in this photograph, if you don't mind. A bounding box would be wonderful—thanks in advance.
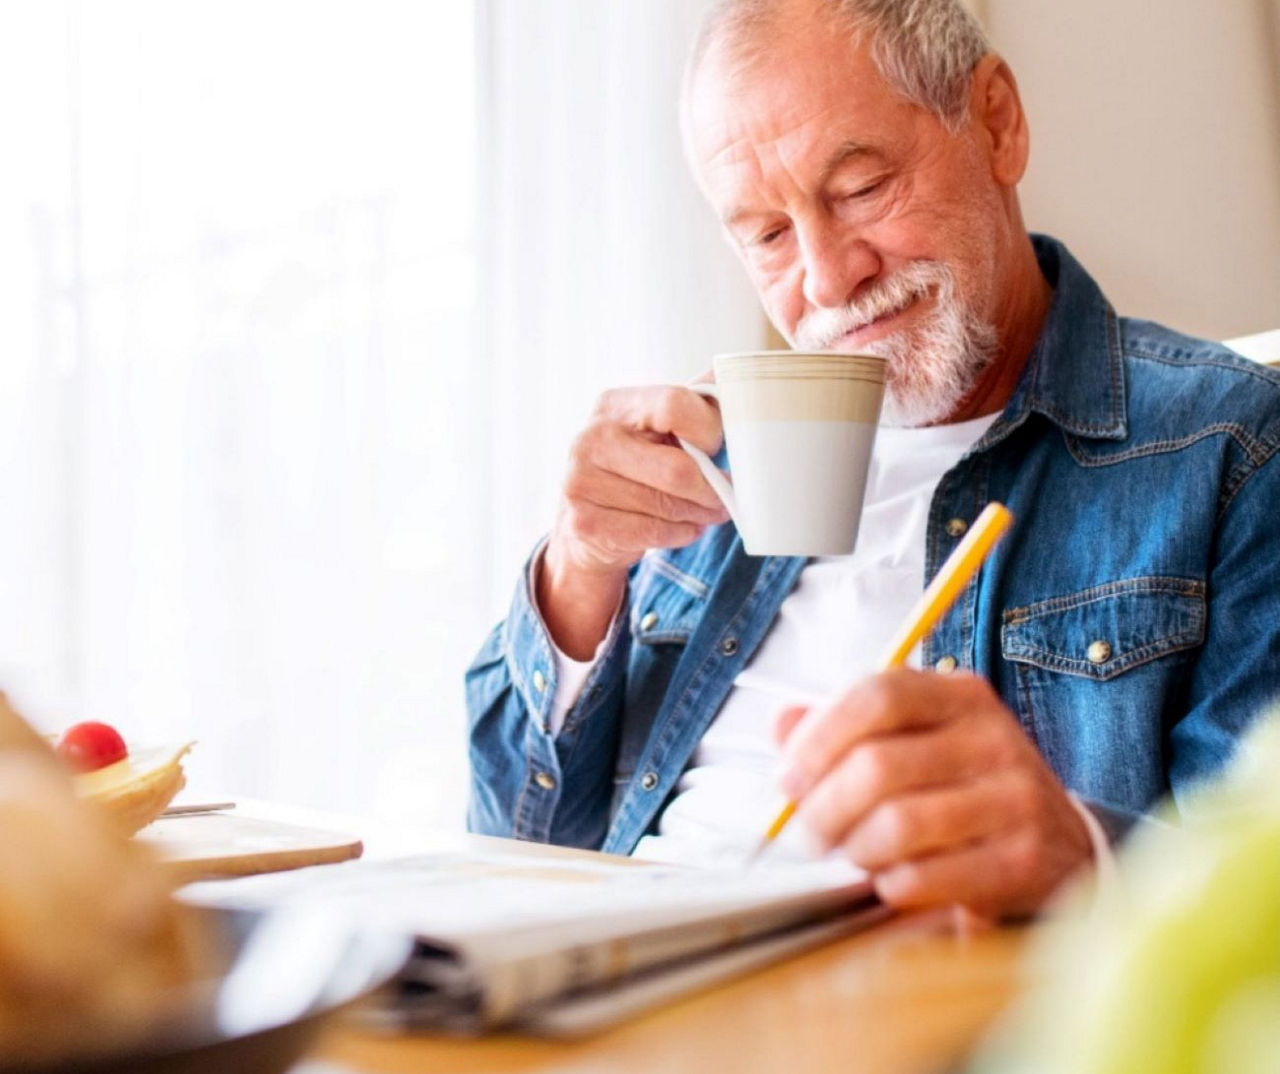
[719,637,740,657]
[640,611,659,631]
[532,669,547,692]
[640,772,659,791]
[946,517,968,538]
[534,771,557,791]
[1087,640,1112,665]
[934,655,958,674]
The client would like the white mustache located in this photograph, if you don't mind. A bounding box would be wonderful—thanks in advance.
[794,262,953,351]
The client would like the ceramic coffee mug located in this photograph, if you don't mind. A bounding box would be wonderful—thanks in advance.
[677,352,887,556]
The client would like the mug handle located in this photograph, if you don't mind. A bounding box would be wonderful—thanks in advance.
[676,383,741,529]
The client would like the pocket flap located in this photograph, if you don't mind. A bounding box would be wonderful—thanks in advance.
[1001,577,1205,681]
[630,555,710,645]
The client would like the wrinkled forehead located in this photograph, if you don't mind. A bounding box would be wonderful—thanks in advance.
[683,31,916,195]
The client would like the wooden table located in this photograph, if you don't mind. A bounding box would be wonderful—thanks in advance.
[314,901,1028,1074]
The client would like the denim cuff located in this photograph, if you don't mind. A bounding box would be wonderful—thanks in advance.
[1068,792,1119,892]
[503,539,632,736]
[1075,795,1159,845]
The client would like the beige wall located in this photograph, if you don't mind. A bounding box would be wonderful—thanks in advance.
[980,0,1280,340]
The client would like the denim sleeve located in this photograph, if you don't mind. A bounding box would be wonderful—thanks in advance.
[465,542,634,848]
[1170,443,1280,810]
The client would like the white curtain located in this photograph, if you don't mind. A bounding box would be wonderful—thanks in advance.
[476,0,766,594]
[0,1,764,829]
[0,1,483,824]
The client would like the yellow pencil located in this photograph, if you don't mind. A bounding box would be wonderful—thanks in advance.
[749,501,1015,861]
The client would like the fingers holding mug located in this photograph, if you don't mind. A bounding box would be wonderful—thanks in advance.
[596,384,725,457]
[585,422,728,517]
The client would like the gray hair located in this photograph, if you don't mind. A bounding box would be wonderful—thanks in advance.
[687,0,991,132]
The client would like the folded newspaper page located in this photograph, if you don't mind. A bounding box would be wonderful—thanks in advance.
[184,843,877,1032]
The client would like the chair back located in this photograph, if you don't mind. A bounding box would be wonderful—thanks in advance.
[1224,329,1280,366]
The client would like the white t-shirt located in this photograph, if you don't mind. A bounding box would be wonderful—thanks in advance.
[634,412,1000,865]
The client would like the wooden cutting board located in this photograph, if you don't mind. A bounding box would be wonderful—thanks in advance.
[138,811,364,883]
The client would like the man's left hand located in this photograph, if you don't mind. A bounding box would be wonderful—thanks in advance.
[776,668,1094,919]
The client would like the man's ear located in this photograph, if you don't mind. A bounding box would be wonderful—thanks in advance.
[969,54,1029,188]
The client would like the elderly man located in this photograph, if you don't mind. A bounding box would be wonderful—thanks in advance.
[466,0,1280,918]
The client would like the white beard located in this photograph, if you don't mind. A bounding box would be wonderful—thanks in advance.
[789,261,997,427]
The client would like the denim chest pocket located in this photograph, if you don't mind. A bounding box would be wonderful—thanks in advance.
[998,577,1206,810]
[1001,577,1206,680]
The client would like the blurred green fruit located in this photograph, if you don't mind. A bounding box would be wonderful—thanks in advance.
[973,708,1280,1074]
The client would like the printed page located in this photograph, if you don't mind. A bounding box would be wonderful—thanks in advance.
[185,846,868,950]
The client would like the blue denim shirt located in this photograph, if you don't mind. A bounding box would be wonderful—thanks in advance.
[466,235,1280,852]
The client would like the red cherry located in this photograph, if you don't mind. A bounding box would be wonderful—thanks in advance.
[56,721,128,773]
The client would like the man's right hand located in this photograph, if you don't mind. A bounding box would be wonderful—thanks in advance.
[538,385,729,660]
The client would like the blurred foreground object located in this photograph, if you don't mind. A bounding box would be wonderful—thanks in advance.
[0,695,209,1066]
[973,707,1280,1074]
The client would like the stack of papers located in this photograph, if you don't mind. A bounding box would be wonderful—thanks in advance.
[184,844,884,1035]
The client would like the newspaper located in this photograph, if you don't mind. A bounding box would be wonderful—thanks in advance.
[183,844,878,1033]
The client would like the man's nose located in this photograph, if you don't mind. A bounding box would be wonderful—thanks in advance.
[798,222,880,310]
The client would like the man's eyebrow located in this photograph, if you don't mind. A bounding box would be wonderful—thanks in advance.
[723,205,766,229]
[721,141,885,228]
[820,140,882,182]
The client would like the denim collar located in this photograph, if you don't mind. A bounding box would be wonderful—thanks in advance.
[997,234,1129,442]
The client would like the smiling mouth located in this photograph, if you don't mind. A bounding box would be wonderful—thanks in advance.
[831,295,925,348]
